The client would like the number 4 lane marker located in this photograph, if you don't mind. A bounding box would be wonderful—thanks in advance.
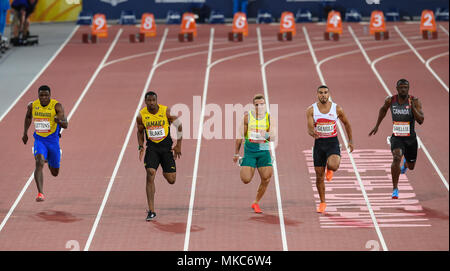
[303,26,388,251]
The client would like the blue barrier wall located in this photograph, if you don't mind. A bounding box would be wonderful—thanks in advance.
[82,0,449,20]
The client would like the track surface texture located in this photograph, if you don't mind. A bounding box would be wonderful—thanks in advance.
[0,22,448,251]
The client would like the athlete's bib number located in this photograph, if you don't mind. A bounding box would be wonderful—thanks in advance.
[34,119,51,133]
[393,121,410,136]
[249,130,266,143]
[316,122,335,137]
[147,127,165,140]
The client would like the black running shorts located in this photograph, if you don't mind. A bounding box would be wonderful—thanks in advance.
[313,137,341,167]
[144,146,176,173]
[390,135,418,163]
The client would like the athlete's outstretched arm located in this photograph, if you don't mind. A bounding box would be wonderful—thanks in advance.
[167,107,182,159]
[233,113,247,163]
[22,102,33,144]
[136,115,145,161]
[337,105,354,153]
[410,97,424,125]
[369,96,391,136]
[55,103,68,129]
[306,106,318,139]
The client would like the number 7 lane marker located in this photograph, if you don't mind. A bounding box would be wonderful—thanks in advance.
[348,26,449,191]
[303,26,388,251]
[0,28,124,235]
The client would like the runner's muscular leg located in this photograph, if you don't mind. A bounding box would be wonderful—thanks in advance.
[326,154,341,171]
[163,172,176,184]
[34,154,45,193]
[391,148,403,189]
[405,161,415,170]
[240,166,256,184]
[49,166,59,177]
[254,166,272,203]
[146,168,157,211]
[314,166,326,203]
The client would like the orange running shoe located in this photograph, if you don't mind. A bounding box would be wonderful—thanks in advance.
[36,193,45,202]
[316,202,327,213]
[325,168,334,182]
[251,203,262,213]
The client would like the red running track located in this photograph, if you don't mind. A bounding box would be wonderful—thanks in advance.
[0,22,447,251]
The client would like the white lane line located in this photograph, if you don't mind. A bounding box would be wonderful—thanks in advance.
[0,25,80,122]
[257,27,288,251]
[394,25,449,93]
[184,27,215,251]
[439,25,449,36]
[183,30,306,251]
[349,26,449,191]
[394,26,426,63]
[0,28,124,235]
[83,28,169,251]
[425,52,449,92]
[303,26,389,251]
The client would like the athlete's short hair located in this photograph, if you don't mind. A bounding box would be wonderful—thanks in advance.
[38,85,51,94]
[396,79,409,87]
[145,91,157,100]
[253,94,265,104]
[317,85,329,91]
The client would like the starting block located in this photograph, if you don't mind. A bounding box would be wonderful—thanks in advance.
[420,10,438,40]
[370,11,389,40]
[178,32,194,42]
[278,31,293,41]
[228,32,243,42]
[82,33,97,44]
[324,32,340,41]
[11,33,38,46]
[130,13,156,43]
[229,12,248,42]
[82,13,107,44]
[278,11,295,41]
[0,36,9,54]
[324,10,342,41]
[374,31,389,40]
[422,30,438,39]
[129,33,145,43]
[178,12,196,42]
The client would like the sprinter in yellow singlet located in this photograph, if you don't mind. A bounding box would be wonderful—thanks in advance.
[136,91,182,221]
[233,94,276,214]
[22,85,68,202]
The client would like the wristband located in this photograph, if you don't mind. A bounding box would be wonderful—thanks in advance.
[138,145,144,151]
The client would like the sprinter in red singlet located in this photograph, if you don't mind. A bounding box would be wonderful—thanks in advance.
[306,85,354,213]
